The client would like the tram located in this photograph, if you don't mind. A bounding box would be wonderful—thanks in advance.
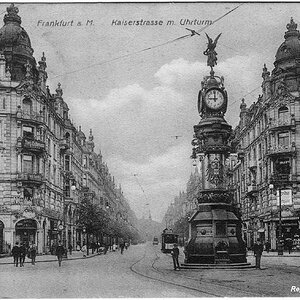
[161,228,178,253]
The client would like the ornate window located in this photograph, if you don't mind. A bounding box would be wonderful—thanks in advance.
[278,132,289,147]
[22,98,32,114]
[278,106,289,121]
[23,155,33,173]
[23,125,34,139]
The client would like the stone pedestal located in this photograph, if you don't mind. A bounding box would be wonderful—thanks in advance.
[184,202,247,264]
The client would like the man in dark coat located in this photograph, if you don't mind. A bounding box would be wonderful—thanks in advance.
[19,243,26,267]
[171,243,180,270]
[253,240,264,269]
[56,241,65,267]
[11,242,20,267]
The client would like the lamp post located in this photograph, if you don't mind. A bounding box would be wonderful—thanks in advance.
[269,184,283,255]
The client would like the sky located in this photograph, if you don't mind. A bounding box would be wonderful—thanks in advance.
[4,2,300,222]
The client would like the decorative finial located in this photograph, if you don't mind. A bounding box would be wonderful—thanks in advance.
[203,33,222,73]
[4,4,21,25]
[89,129,94,141]
[56,82,63,97]
[287,17,297,31]
[240,98,247,110]
[38,52,47,72]
[262,63,270,80]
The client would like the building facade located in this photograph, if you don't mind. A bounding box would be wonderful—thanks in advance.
[0,4,136,254]
[232,18,300,250]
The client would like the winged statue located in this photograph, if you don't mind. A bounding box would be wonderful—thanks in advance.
[203,33,222,68]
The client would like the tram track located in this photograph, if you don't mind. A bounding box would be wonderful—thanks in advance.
[151,250,269,297]
[129,247,265,297]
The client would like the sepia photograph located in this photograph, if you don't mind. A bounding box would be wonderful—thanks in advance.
[0,1,300,297]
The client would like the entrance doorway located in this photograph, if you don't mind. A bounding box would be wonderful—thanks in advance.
[0,220,4,253]
[15,219,37,247]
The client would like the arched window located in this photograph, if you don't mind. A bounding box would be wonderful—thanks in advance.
[278,106,289,122]
[65,132,70,144]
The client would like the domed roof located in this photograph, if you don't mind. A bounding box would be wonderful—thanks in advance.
[275,18,300,64]
[0,4,34,64]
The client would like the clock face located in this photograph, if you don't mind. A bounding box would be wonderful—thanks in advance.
[204,89,224,110]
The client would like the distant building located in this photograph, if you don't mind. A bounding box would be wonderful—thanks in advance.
[232,18,300,250]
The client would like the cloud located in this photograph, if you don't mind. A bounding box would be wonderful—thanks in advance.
[66,54,263,221]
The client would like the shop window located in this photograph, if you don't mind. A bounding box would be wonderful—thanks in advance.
[23,155,33,173]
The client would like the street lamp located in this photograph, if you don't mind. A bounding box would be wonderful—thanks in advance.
[269,183,283,255]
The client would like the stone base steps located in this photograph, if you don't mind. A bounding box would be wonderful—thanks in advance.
[180,262,254,269]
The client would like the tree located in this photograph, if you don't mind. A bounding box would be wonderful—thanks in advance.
[173,216,189,246]
[77,197,109,255]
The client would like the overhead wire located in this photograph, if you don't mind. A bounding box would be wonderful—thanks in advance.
[48,3,244,80]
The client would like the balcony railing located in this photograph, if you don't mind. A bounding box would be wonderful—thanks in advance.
[248,160,257,170]
[17,173,44,184]
[269,118,295,131]
[17,110,44,123]
[59,139,70,151]
[21,137,46,152]
[267,144,296,156]
[247,185,257,194]
[237,148,245,159]
[269,173,297,186]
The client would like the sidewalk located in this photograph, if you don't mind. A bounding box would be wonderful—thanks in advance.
[247,250,300,257]
[0,250,101,265]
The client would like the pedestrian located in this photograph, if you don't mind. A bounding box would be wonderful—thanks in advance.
[125,242,129,250]
[29,242,37,265]
[81,243,87,257]
[56,241,65,267]
[68,243,73,255]
[104,244,108,255]
[253,240,264,269]
[11,242,20,267]
[120,242,125,254]
[171,243,180,270]
[265,241,271,253]
[287,238,293,254]
[19,242,26,267]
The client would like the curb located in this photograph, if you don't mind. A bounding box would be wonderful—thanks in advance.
[0,253,101,265]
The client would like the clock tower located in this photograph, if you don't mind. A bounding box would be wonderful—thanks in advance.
[182,34,248,266]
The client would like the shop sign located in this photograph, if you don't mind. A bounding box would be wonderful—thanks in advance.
[277,189,292,206]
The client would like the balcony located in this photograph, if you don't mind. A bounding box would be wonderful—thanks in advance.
[16,109,44,124]
[248,160,257,171]
[269,118,295,132]
[59,139,70,152]
[237,148,245,160]
[16,173,45,185]
[247,185,258,195]
[267,144,296,157]
[269,173,297,186]
[19,137,46,153]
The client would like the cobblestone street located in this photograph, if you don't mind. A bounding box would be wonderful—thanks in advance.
[1,243,300,298]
